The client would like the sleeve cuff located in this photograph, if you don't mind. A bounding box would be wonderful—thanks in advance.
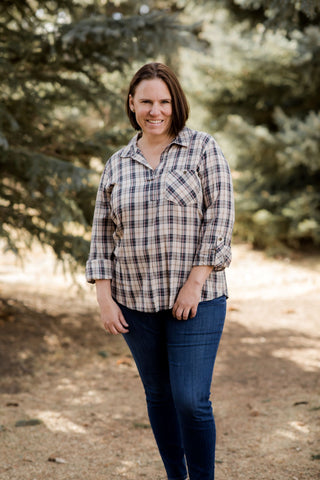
[193,238,232,271]
[85,259,113,284]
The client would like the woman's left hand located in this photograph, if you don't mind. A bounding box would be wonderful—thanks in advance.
[172,265,214,320]
[172,280,201,320]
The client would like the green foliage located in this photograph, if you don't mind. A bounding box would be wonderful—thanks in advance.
[237,0,320,24]
[213,0,320,30]
[0,148,98,265]
[227,110,320,250]
[2,0,319,262]
[200,1,320,252]
[0,0,204,265]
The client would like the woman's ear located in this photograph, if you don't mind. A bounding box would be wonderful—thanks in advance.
[129,95,135,112]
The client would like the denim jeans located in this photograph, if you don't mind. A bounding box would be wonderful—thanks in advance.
[118,296,226,480]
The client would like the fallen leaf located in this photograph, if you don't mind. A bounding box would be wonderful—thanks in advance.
[133,422,151,429]
[48,456,68,464]
[117,357,133,367]
[249,410,260,417]
[227,305,239,312]
[15,419,42,427]
[98,350,109,358]
[311,454,320,461]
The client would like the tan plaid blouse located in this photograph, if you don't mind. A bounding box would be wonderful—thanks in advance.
[86,127,234,312]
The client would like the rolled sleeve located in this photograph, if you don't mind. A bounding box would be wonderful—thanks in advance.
[193,236,232,270]
[85,166,115,284]
[85,258,113,283]
[193,139,234,271]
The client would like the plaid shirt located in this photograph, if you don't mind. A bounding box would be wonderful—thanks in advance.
[86,127,234,312]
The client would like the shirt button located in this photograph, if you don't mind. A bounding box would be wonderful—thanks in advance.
[218,237,223,241]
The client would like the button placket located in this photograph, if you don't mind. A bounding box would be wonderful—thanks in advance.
[150,175,158,203]
[145,171,155,202]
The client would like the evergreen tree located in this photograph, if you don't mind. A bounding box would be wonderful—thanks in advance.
[199,0,320,252]
[212,0,320,30]
[0,0,204,266]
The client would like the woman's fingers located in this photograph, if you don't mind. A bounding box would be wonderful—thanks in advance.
[104,320,129,335]
[172,303,194,321]
[172,291,199,320]
[101,305,129,335]
[189,305,198,319]
[172,278,201,321]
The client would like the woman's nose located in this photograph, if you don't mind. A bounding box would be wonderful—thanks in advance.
[150,103,160,115]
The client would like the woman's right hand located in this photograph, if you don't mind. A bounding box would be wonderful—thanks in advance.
[96,280,129,335]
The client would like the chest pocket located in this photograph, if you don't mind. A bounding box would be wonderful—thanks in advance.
[165,169,202,206]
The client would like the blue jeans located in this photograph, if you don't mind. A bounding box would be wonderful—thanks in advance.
[118,296,226,480]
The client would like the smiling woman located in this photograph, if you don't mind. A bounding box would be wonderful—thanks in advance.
[129,78,174,169]
[86,62,234,480]
[126,62,189,138]
[129,78,173,135]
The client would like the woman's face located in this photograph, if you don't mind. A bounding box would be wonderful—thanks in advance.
[129,78,173,139]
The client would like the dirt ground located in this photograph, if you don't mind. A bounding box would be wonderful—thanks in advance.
[0,243,319,480]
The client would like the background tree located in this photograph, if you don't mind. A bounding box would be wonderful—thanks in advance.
[2,0,319,264]
[0,0,204,267]
[198,0,320,252]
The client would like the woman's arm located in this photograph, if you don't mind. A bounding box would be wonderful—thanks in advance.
[192,137,234,271]
[85,165,116,284]
[173,136,234,321]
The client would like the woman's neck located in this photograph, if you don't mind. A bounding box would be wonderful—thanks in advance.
[137,133,174,170]
[138,132,174,151]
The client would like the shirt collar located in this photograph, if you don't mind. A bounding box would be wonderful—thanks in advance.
[119,133,140,159]
[120,127,190,159]
[172,126,190,147]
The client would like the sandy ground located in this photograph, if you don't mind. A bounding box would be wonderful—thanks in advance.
[0,243,319,480]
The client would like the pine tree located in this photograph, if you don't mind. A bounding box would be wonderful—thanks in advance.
[0,0,204,266]
[215,0,320,29]
[198,0,320,252]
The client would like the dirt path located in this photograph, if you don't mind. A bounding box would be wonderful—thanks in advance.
[0,244,319,480]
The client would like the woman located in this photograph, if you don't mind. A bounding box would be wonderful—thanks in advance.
[86,62,234,480]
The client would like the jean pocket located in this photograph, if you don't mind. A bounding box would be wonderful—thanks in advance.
[165,169,201,206]
[199,295,227,308]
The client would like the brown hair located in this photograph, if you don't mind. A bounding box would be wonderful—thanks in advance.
[126,62,189,137]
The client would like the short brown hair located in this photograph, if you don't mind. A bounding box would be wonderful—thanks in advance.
[126,62,189,137]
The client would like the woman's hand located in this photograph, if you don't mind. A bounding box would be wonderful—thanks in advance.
[172,280,202,320]
[172,265,213,320]
[99,299,129,335]
[96,280,129,335]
